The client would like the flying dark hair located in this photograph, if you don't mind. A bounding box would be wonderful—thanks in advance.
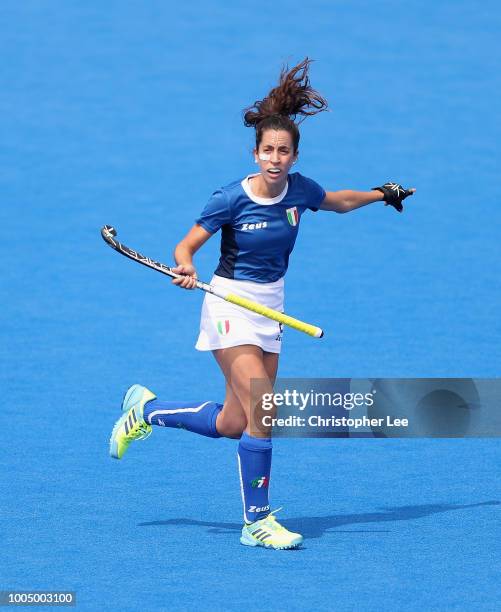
[242,57,329,153]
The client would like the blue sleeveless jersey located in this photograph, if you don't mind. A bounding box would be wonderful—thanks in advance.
[195,172,325,282]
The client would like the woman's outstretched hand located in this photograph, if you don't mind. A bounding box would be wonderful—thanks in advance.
[171,264,198,290]
[372,183,416,212]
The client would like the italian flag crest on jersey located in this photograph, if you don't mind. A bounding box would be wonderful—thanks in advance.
[217,320,230,336]
[286,206,299,226]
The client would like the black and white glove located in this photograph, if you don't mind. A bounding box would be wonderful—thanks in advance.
[372,182,415,212]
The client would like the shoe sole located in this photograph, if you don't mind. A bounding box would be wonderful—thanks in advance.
[109,385,144,459]
[240,532,303,549]
[109,412,129,459]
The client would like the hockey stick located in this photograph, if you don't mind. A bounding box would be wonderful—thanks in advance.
[101,225,324,338]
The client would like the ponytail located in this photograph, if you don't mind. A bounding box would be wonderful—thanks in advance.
[242,57,328,152]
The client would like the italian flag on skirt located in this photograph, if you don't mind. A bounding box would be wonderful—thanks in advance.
[286,206,299,226]
[217,320,230,336]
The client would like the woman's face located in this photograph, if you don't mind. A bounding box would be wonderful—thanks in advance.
[254,129,298,187]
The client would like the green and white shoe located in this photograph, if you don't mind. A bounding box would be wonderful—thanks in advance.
[109,384,156,459]
[240,509,303,550]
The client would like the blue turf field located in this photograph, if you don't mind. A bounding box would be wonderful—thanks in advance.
[1,1,500,610]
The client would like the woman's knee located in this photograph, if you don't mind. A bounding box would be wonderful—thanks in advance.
[216,411,247,439]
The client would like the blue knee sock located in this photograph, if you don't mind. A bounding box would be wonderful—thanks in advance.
[143,399,222,438]
[237,432,272,523]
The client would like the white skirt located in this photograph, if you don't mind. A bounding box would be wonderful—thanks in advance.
[195,275,285,353]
